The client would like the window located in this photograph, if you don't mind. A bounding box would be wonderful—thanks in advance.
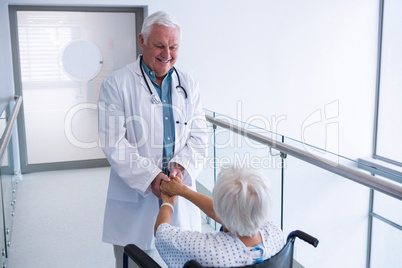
[374,0,402,167]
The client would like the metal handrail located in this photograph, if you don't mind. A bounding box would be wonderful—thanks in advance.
[206,115,402,201]
[0,95,22,164]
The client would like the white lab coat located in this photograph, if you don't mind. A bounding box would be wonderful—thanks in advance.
[98,56,208,249]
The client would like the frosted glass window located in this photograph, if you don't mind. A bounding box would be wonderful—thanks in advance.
[373,190,402,228]
[16,10,137,164]
[376,0,402,164]
[370,218,402,267]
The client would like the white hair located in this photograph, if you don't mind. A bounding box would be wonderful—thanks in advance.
[141,11,181,44]
[212,165,273,237]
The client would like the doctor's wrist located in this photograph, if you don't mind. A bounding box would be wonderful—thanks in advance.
[171,163,185,173]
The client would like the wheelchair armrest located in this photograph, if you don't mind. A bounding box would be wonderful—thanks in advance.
[183,260,205,268]
[287,230,319,248]
[124,244,162,268]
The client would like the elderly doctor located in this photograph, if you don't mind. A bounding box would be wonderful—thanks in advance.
[98,11,208,268]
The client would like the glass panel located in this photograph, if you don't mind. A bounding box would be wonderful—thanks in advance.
[16,10,137,164]
[0,168,6,262]
[203,109,402,267]
[213,113,284,229]
[0,109,5,120]
[283,146,370,268]
[373,189,402,226]
[208,109,402,183]
[370,217,402,267]
[197,110,216,194]
[0,109,8,167]
[1,166,14,258]
[285,127,402,182]
[0,105,11,259]
[376,0,402,164]
[196,110,216,229]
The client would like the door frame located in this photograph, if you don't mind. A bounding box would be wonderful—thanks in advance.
[9,5,145,173]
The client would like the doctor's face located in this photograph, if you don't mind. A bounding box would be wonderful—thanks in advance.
[139,24,180,81]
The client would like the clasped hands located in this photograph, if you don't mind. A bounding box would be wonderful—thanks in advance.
[157,175,184,207]
[151,165,184,202]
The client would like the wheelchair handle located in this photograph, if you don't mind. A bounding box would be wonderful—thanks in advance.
[287,230,319,248]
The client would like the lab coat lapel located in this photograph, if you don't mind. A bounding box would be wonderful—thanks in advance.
[171,69,184,121]
[133,56,155,96]
[132,56,164,152]
[171,69,187,117]
[171,68,188,148]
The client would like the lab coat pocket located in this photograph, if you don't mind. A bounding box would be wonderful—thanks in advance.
[174,103,192,145]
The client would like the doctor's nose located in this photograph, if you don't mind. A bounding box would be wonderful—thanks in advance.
[160,48,171,58]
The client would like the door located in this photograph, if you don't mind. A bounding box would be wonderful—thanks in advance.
[9,6,144,173]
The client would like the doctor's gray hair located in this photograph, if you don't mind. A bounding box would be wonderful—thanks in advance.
[141,11,182,44]
[212,165,272,237]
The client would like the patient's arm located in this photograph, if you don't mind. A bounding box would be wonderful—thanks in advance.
[161,177,222,225]
[154,193,177,236]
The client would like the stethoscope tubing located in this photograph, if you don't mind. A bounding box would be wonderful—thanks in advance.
[140,56,188,99]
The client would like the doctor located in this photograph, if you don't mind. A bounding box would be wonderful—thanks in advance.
[98,11,208,268]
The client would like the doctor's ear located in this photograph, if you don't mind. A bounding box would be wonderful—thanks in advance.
[139,33,145,49]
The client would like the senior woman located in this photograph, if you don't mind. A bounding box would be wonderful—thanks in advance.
[154,165,284,267]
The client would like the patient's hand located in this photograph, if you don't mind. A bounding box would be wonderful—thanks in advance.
[161,176,184,197]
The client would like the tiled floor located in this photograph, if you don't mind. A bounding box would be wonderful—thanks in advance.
[8,167,114,268]
[7,167,214,268]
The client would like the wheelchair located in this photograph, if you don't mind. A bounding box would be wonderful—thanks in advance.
[123,230,319,268]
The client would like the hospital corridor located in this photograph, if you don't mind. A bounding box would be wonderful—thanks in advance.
[1,0,401,267]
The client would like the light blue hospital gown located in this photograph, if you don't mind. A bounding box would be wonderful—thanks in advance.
[155,221,284,267]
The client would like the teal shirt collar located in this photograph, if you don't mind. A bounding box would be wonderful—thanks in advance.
[141,60,174,83]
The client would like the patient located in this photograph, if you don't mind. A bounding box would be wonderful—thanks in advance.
[154,165,284,267]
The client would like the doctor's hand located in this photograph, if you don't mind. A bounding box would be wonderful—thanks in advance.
[169,164,185,182]
[161,176,185,197]
[151,172,170,199]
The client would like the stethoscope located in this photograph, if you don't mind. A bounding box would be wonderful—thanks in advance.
[140,56,188,125]
[139,56,187,105]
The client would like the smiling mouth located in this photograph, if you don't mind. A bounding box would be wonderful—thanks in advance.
[158,58,171,63]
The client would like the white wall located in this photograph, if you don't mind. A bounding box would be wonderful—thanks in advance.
[1,0,380,267]
[1,0,379,159]
[175,0,378,160]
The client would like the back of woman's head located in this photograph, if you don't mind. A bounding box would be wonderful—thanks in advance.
[212,165,272,237]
